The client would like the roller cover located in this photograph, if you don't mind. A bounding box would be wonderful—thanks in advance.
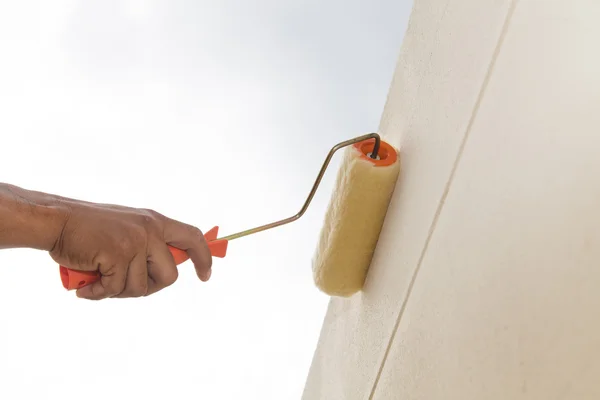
[312,138,401,296]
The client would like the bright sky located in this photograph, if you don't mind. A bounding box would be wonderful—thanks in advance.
[0,1,411,399]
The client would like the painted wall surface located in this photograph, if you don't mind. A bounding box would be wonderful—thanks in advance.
[303,0,600,399]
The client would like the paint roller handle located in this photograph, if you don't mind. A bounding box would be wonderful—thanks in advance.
[58,226,229,290]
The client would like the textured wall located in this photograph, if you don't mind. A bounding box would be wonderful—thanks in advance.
[303,0,600,398]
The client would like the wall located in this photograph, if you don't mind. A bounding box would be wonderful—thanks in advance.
[303,0,600,398]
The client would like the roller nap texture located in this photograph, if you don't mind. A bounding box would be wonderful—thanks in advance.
[312,138,400,297]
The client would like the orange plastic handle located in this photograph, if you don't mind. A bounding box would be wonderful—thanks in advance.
[59,226,228,290]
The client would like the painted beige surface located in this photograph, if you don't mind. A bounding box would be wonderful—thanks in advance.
[373,0,600,398]
[304,0,600,398]
[303,0,512,398]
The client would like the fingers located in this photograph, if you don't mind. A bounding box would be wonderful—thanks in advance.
[146,240,178,296]
[76,263,128,300]
[113,254,149,298]
[163,217,213,282]
[72,210,212,300]
[76,246,177,300]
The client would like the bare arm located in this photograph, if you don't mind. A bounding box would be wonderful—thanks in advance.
[0,183,212,299]
[0,183,67,251]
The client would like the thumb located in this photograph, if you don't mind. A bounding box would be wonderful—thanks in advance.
[162,217,213,282]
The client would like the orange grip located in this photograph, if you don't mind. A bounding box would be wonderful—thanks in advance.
[59,226,228,290]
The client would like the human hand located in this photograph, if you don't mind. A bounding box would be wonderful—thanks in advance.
[49,201,212,300]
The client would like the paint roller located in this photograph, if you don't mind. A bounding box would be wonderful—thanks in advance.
[58,133,400,296]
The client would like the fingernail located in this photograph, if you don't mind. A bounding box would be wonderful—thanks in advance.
[204,269,212,281]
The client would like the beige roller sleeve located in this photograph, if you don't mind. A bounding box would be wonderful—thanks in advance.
[303,0,600,399]
[312,141,401,297]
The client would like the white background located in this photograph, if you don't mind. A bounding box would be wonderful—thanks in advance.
[0,1,411,398]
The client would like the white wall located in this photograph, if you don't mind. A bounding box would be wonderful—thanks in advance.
[303,0,600,398]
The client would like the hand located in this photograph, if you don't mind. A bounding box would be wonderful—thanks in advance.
[49,201,212,300]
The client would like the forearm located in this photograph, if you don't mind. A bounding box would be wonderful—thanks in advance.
[0,183,68,251]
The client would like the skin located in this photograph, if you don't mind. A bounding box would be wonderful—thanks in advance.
[0,183,212,300]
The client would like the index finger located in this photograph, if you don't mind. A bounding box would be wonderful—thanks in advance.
[163,217,213,282]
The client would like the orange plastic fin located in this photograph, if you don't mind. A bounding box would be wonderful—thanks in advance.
[208,239,228,258]
[204,226,219,241]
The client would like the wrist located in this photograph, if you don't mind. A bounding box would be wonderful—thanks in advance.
[31,194,71,252]
[0,184,71,251]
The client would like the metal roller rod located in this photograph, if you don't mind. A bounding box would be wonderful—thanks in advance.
[218,132,381,242]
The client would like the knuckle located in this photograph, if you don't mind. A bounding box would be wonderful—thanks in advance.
[105,281,124,296]
[117,236,135,254]
[103,275,126,296]
[142,214,155,228]
[118,229,146,255]
[139,209,164,234]
[117,262,149,298]
[143,208,160,217]
[143,215,153,227]
[124,279,148,297]
[134,273,149,296]
[189,226,204,239]
[128,283,148,297]
[141,208,163,223]
[161,268,179,286]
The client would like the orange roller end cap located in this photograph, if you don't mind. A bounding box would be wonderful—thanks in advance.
[353,138,398,167]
